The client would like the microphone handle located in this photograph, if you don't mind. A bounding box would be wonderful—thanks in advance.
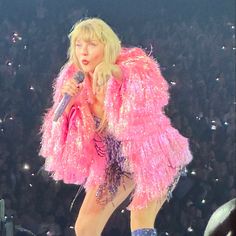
[53,93,71,122]
[53,71,84,122]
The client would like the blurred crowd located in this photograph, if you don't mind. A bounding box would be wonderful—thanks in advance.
[0,0,235,235]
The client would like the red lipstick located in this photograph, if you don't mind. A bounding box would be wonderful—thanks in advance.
[82,60,89,65]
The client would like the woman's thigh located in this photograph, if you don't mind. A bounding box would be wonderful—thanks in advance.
[75,175,135,234]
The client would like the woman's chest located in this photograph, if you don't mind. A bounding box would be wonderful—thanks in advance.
[89,87,106,119]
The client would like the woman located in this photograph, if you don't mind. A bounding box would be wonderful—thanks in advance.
[39,18,193,236]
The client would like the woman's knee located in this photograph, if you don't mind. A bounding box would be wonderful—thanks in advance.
[75,215,102,236]
[75,225,100,236]
[75,195,105,235]
[130,194,167,231]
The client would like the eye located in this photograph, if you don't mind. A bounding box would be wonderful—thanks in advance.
[76,43,82,47]
[89,42,97,46]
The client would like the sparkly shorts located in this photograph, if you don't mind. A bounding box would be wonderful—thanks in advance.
[93,116,187,206]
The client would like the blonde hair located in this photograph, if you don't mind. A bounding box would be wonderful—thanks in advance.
[67,18,121,132]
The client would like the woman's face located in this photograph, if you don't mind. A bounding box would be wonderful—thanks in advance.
[75,37,105,73]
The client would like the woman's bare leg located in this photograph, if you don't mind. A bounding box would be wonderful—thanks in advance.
[75,176,135,236]
[130,193,167,232]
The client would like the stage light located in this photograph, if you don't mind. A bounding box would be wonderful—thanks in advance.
[187,226,194,232]
[211,125,217,130]
[201,199,206,204]
[191,170,196,175]
[23,163,30,170]
[170,81,176,85]
[12,32,23,43]
[30,85,35,90]
[121,209,125,213]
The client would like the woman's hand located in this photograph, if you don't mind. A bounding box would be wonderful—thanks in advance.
[92,62,121,94]
[61,78,83,97]
[61,78,83,114]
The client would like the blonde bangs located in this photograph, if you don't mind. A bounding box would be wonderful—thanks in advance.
[74,24,103,43]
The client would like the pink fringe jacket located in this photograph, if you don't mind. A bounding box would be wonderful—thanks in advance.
[39,47,193,210]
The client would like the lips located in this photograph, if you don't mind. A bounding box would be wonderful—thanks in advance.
[81,60,89,65]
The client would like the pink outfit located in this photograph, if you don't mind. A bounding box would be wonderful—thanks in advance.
[39,47,193,210]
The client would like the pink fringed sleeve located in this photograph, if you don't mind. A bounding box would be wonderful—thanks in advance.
[39,63,73,164]
[105,48,170,139]
[105,48,193,210]
[38,63,106,185]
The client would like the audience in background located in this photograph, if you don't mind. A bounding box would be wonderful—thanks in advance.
[0,1,235,235]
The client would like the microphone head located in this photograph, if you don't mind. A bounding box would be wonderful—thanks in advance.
[74,71,85,83]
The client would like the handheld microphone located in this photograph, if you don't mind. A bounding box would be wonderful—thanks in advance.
[53,71,85,122]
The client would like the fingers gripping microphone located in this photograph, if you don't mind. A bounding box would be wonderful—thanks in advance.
[53,71,85,122]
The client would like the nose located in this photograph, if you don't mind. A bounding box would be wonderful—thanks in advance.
[81,45,88,56]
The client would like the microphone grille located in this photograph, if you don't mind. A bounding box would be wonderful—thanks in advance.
[74,71,85,83]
